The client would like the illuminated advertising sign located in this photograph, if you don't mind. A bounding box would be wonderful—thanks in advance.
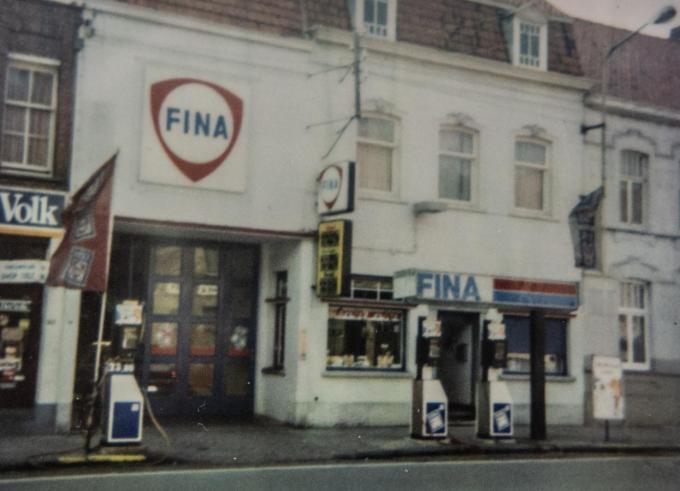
[316,220,352,297]
[317,161,355,216]
[140,66,249,192]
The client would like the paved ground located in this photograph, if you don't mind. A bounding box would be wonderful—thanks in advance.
[1,409,680,472]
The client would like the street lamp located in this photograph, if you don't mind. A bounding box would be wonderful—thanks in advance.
[581,6,677,195]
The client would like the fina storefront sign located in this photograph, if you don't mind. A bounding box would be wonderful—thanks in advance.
[140,65,249,192]
[317,161,355,216]
[0,187,65,236]
[394,269,578,310]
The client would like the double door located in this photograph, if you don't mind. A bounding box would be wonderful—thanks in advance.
[142,242,258,418]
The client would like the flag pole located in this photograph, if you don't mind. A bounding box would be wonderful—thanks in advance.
[91,152,118,385]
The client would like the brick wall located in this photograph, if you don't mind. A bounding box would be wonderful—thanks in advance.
[0,0,81,191]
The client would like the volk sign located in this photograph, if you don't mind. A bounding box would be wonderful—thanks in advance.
[0,187,65,236]
[317,161,355,216]
[140,66,249,192]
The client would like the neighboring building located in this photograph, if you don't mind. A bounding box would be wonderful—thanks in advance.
[59,0,592,429]
[574,20,680,426]
[0,0,81,430]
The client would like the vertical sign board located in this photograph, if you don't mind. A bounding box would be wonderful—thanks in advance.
[316,220,352,297]
[593,356,624,420]
[317,161,355,216]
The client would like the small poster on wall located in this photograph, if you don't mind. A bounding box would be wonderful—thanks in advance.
[592,355,624,420]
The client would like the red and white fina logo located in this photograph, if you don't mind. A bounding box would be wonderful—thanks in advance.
[319,164,343,210]
[150,78,243,182]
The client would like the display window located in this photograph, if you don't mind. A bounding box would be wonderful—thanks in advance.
[326,306,404,370]
[503,315,568,375]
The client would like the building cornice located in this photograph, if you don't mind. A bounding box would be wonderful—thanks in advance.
[313,26,590,92]
[586,96,680,127]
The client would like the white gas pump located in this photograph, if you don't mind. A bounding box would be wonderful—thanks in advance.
[477,310,513,438]
[101,361,144,444]
[100,300,145,447]
[411,314,448,438]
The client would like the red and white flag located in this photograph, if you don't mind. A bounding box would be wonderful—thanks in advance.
[46,154,116,291]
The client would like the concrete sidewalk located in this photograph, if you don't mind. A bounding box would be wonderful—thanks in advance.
[1,416,680,472]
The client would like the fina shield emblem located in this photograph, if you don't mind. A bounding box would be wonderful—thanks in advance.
[150,78,243,182]
[320,165,343,211]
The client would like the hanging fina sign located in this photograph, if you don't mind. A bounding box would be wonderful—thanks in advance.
[317,161,355,216]
[140,66,249,192]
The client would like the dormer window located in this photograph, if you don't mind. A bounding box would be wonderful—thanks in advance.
[519,22,542,67]
[504,10,548,70]
[352,0,397,40]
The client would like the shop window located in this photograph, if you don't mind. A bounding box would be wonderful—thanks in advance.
[438,126,477,202]
[504,315,567,375]
[357,115,398,196]
[351,0,397,40]
[514,139,549,212]
[327,306,403,370]
[619,281,649,370]
[1,56,58,175]
[619,150,647,225]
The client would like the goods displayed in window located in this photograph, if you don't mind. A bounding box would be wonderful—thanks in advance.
[504,315,567,375]
[0,301,31,389]
[326,306,403,370]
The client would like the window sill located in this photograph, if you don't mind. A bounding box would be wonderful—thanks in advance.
[261,367,285,376]
[323,369,412,379]
[435,199,485,214]
[510,210,557,223]
[358,192,406,205]
[499,373,575,383]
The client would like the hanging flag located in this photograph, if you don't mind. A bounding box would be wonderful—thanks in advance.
[46,154,116,291]
[569,186,603,269]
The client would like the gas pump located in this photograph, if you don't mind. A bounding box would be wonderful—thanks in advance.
[411,314,448,438]
[477,310,513,438]
[100,300,145,446]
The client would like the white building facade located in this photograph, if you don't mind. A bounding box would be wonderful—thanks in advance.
[575,19,680,426]
[49,0,597,428]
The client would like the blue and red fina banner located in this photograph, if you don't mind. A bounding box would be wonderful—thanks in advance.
[46,154,116,291]
[492,279,578,310]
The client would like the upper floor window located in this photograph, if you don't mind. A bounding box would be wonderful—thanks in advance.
[1,57,58,175]
[352,0,397,40]
[619,150,647,225]
[514,139,549,212]
[357,115,398,196]
[619,281,649,370]
[508,13,548,70]
[349,275,393,300]
[438,127,476,203]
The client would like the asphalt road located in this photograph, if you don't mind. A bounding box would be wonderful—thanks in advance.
[1,456,680,491]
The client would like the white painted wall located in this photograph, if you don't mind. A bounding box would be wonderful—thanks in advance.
[71,2,593,427]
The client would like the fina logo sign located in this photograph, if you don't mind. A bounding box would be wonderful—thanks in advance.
[150,78,244,182]
[317,161,355,216]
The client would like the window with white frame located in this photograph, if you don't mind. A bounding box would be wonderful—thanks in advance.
[353,0,396,40]
[1,58,58,174]
[619,150,647,225]
[510,15,547,70]
[514,139,549,211]
[618,281,649,369]
[357,115,398,194]
[438,127,476,202]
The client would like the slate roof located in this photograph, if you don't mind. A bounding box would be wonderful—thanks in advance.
[572,19,680,112]
[112,0,582,76]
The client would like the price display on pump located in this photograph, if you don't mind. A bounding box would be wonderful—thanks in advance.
[316,220,352,297]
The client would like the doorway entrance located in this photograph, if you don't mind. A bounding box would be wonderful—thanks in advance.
[438,311,479,421]
[142,242,259,418]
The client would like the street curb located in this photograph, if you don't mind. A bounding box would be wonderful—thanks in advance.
[335,443,680,460]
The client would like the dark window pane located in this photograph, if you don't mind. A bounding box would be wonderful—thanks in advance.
[188,363,214,396]
[6,68,29,101]
[154,246,181,276]
[224,363,249,396]
[149,363,176,394]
